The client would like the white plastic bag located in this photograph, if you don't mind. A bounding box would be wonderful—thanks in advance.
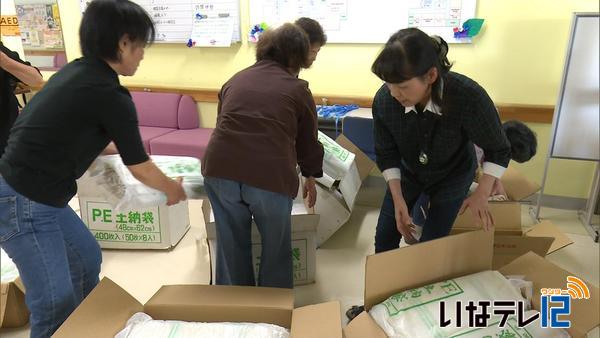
[115,312,290,338]
[369,270,529,338]
[0,248,19,283]
[80,155,206,209]
[450,310,571,338]
[317,131,355,186]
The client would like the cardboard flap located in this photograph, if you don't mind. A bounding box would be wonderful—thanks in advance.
[364,230,493,310]
[53,277,143,338]
[335,134,375,181]
[14,277,25,294]
[145,284,294,328]
[499,252,600,337]
[492,235,554,269]
[201,199,212,224]
[1,282,28,328]
[501,166,541,201]
[291,301,342,338]
[525,221,574,254]
[454,202,522,230]
[0,283,7,327]
[343,311,387,338]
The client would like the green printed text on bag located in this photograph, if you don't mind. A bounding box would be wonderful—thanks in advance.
[382,279,465,316]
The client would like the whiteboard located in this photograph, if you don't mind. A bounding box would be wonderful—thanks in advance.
[551,13,599,161]
[249,0,477,43]
[80,0,241,44]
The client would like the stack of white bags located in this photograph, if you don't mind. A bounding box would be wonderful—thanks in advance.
[79,155,205,209]
[369,270,570,338]
[115,312,289,338]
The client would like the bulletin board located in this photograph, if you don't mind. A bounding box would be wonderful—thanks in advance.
[249,0,478,43]
[79,0,241,45]
[15,3,64,49]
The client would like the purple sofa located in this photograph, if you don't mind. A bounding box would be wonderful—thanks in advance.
[131,91,213,159]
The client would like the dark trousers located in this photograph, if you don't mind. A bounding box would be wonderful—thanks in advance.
[374,170,474,253]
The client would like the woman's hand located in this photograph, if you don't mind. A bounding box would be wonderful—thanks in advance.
[388,179,417,243]
[165,177,187,206]
[491,179,507,197]
[459,191,494,231]
[303,176,317,208]
[393,197,418,244]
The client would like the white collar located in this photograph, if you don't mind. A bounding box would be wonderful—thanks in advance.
[404,99,442,116]
[404,78,444,115]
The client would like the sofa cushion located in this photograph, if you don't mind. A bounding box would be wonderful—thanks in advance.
[139,126,177,152]
[149,128,213,160]
[131,92,181,128]
[178,95,200,129]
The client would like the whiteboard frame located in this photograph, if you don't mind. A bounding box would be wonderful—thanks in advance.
[533,13,600,242]
[548,12,599,162]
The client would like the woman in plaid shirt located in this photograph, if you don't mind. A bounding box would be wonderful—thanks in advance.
[371,28,512,251]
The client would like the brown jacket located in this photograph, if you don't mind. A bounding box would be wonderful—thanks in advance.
[202,60,324,198]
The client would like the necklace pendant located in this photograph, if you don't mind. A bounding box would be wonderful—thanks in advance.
[419,151,428,165]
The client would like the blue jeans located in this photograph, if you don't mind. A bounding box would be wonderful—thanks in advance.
[205,176,293,288]
[374,171,473,253]
[0,177,102,338]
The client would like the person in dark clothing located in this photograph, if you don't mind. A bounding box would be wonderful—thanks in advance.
[202,23,324,289]
[0,1,185,337]
[371,29,510,250]
[295,17,327,68]
[0,41,43,156]
[346,27,511,322]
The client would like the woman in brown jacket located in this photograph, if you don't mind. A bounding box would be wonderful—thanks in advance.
[202,23,324,288]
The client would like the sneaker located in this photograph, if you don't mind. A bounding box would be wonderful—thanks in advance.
[346,305,365,321]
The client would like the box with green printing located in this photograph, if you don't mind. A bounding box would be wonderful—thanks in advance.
[79,198,190,250]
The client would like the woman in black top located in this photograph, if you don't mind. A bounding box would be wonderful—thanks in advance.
[0,1,185,337]
[371,28,511,252]
[0,41,43,156]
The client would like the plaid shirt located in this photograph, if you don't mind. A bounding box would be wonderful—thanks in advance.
[373,71,511,186]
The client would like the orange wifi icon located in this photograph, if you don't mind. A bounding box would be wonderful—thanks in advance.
[564,276,591,300]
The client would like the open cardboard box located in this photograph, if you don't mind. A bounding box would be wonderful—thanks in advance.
[344,230,599,338]
[0,277,28,328]
[53,277,343,338]
[453,166,541,235]
[202,199,320,286]
[77,171,191,250]
[314,134,375,246]
[451,165,574,268]
[452,220,575,269]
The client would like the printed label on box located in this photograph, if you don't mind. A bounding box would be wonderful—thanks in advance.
[252,239,308,283]
[84,201,162,244]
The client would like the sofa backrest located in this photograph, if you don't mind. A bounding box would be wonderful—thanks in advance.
[131,91,199,129]
[177,94,200,129]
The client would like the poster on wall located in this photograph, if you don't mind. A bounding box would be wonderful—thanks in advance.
[15,3,64,49]
[79,0,241,44]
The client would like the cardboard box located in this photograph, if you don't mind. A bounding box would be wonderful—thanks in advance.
[53,277,343,338]
[203,200,320,286]
[452,220,575,269]
[314,135,375,246]
[343,230,599,338]
[0,277,28,328]
[79,197,190,250]
[453,166,541,234]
